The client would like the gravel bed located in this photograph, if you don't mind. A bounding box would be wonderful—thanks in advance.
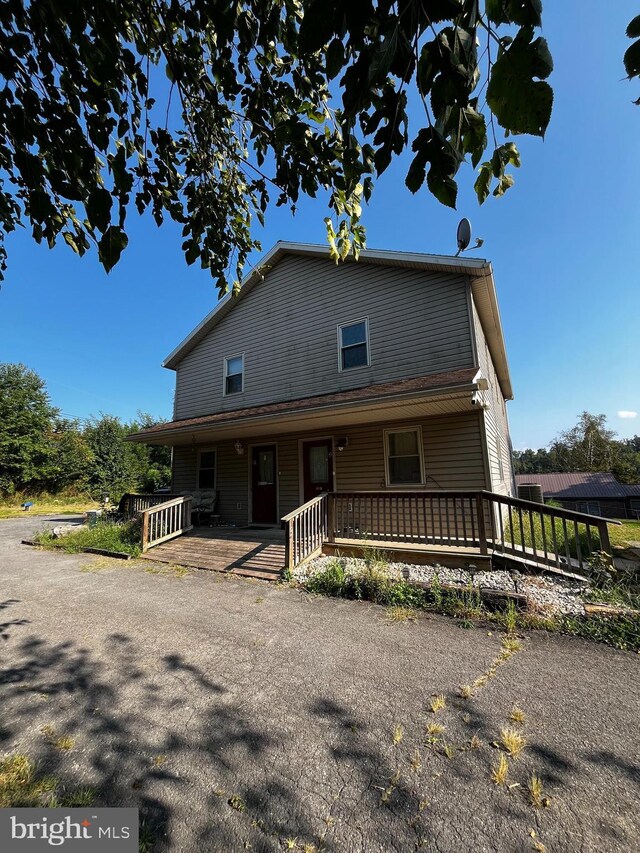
[300,555,590,615]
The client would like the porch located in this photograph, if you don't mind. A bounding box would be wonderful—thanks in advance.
[127,489,619,581]
[140,525,286,581]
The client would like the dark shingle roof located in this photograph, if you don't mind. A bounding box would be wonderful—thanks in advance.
[515,472,640,499]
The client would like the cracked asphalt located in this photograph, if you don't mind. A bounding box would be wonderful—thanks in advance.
[1,515,639,852]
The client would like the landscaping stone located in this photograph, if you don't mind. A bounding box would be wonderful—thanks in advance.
[301,555,591,615]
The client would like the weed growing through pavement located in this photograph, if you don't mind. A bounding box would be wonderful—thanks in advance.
[459,684,473,698]
[410,750,422,772]
[392,725,404,745]
[491,753,509,785]
[386,605,417,623]
[426,722,445,736]
[284,840,297,850]
[228,794,246,812]
[509,706,526,725]
[429,695,446,714]
[40,725,74,751]
[441,742,456,760]
[501,636,522,653]
[500,727,526,758]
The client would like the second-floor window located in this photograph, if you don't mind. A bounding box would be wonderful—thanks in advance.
[338,319,370,371]
[224,354,244,395]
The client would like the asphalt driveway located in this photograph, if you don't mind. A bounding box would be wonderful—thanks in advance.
[1,516,638,852]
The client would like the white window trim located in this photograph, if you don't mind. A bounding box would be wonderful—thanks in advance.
[337,318,370,372]
[196,447,217,490]
[223,353,245,396]
[383,426,426,488]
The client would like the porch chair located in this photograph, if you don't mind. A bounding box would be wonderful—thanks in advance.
[191,490,219,526]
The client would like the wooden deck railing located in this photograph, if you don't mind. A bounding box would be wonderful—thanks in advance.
[122,493,184,516]
[282,493,328,570]
[139,495,193,552]
[282,491,619,574]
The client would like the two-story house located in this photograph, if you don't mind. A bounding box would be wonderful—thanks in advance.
[129,241,515,535]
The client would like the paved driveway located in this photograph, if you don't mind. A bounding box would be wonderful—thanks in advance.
[1,516,638,852]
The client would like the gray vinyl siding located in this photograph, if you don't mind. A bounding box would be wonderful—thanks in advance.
[171,412,488,526]
[471,298,513,496]
[174,255,475,419]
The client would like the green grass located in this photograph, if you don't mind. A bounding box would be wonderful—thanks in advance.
[34,519,142,557]
[0,754,96,808]
[300,559,640,651]
[0,493,95,520]
[504,514,640,563]
[610,520,640,549]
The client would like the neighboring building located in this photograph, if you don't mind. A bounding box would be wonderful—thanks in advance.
[515,472,640,519]
[129,242,515,527]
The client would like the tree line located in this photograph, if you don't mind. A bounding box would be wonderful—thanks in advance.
[513,412,640,484]
[0,363,170,500]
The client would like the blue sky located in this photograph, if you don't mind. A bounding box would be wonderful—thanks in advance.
[1,1,638,449]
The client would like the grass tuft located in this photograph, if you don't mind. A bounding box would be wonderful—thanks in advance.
[429,694,446,714]
[386,605,417,623]
[392,725,404,745]
[509,706,526,725]
[459,684,473,699]
[501,636,522,653]
[441,742,455,760]
[500,727,526,758]
[228,794,246,812]
[528,774,544,807]
[425,722,445,736]
[491,753,509,785]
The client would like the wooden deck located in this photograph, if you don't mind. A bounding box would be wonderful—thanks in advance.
[140,526,286,581]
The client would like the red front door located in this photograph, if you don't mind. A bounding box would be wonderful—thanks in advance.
[302,439,334,503]
[251,445,277,524]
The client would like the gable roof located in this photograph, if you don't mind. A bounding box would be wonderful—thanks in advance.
[163,241,513,399]
[515,472,640,499]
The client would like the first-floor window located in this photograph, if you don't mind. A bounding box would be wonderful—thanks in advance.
[384,427,425,486]
[224,354,244,394]
[198,450,216,489]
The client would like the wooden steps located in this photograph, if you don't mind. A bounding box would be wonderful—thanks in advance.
[141,526,285,581]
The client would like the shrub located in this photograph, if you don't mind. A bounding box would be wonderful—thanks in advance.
[34,519,142,557]
[305,559,346,597]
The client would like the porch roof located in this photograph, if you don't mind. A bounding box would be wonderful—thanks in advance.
[127,367,480,445]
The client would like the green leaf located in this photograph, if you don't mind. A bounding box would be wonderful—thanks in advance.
[427,172,457,208]
[326,38,345,80]
[487,29,553,135]
[63,232,80,253]
[474,162,493,204]
[86,187,112,234]
[626,15,640,39]
[299,0,336,54]
[98,226,128,273]
[624,40,640,78]
[487,0,542,27]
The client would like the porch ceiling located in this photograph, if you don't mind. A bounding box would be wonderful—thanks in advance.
[129,386,478,446]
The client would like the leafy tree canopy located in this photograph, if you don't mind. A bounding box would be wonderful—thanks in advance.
[0,362,59,493]
[0,0,560,293]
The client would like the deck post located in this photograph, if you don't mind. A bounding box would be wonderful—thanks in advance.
[475,493,488,554]
[596,519,612,558]
[141,510,150,552]
[285,520,294,570]
[327,493,336,543]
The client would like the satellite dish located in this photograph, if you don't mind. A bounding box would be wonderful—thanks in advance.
[456,218,472,255]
